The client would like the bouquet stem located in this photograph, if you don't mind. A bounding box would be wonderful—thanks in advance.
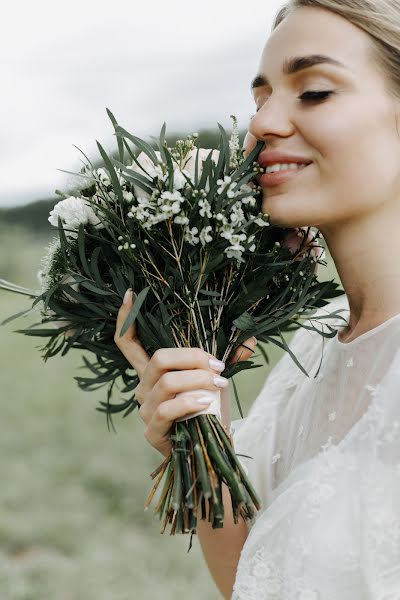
[144,414,261,536]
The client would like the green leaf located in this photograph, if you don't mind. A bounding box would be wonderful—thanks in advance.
[96,140,124,205]
[217,122,230,175]
[232,311,258,331]
[106,107,124,163]
[231,139,263,181]
[79,280,114,296]
[90,246,105,287]
[158,122,167,164]
[230,375,243,418]
[76,224,91,278]
[111,158,154,196]
[114,126,159,164]
[119,286,150,337]
[162,145,175,193]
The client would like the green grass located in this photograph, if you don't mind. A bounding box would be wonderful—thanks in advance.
[0,225,340,599]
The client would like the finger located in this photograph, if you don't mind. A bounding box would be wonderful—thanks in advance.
[229,337,258,365]
[138,347,225,402]
[142,367,228,418]
[114,288,151,380]
[144,393,215,451]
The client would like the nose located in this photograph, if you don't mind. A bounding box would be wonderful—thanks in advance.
[248,93,295,142]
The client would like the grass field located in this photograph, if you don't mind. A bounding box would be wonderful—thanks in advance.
[0,224,340,599]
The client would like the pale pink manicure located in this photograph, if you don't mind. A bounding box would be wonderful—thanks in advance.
[123,289,132,304]
[209,358,225,371]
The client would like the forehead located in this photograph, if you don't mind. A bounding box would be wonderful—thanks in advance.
[258,6,372,80]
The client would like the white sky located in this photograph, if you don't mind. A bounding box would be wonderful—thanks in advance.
[0,0,284,207]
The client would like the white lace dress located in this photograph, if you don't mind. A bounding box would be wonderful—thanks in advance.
[230,293,400,600]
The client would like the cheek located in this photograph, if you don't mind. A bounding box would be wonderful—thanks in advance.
[299,104,400,215]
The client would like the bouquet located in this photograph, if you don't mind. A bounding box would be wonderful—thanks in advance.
[0,110,345,544]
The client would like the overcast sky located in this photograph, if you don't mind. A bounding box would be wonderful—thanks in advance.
[1,0,284,208]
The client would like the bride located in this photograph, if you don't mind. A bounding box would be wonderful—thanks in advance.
[114,1,400,598]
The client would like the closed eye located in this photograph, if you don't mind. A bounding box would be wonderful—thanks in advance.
[298,90,334,102]
[249,90,334,120]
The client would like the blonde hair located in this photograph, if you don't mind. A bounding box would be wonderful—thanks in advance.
[272,0,400,101]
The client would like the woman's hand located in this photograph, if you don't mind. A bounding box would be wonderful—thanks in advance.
[114,289,257,458]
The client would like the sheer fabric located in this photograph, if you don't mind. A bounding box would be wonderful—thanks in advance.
[230,294,400,599]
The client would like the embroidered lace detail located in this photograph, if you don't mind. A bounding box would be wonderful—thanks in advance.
[230,295,400,599]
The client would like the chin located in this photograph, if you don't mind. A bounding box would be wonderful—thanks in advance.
[261,194,318,229]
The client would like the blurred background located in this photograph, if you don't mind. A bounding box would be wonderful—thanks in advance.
[0,1,341,598]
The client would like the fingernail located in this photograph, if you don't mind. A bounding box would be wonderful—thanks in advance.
[252,337,258,345]
[196,396,213,404]
[213,375,229,388]
[209,358,225,372]
[123,288,132,304]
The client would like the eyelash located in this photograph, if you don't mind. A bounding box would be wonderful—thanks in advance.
[250,90,334,119]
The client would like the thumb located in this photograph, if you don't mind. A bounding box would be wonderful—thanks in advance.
[115,288,151,380]
[229,337,258,365]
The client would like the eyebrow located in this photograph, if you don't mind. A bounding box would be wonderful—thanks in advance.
[250,54,348,91]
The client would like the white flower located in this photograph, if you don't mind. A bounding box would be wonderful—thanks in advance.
[198,198,212,218]
[95,167,125,187]
[157,190,185,217]
[96,167,111,185]
[123,190,134,203]
[183,148,220,180]
[174,214,189,225]
[48,196,103,238]
[254,215,270,227]
[229,202,245,225]
[184,226,200,245]
[199,225,213,246]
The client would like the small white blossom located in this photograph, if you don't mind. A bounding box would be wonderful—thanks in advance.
[229,202,245,225]
[199,225,213,246]
[220,224,236,241]
[184,226,200,245]
[95,167,124,187]
[255,215,270,227]
[174,214,190,225]
[199,198,212,218]
[216,176,232,195]
[123,191,134,203]
[157,190,185,217]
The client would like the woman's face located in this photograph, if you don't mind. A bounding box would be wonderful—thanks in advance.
[245,5,400,231]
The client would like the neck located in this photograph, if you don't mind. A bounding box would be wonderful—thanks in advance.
[319,202,400,342]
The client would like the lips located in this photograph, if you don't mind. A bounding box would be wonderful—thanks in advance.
[258,164,311,187]
[258,150,313,168]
